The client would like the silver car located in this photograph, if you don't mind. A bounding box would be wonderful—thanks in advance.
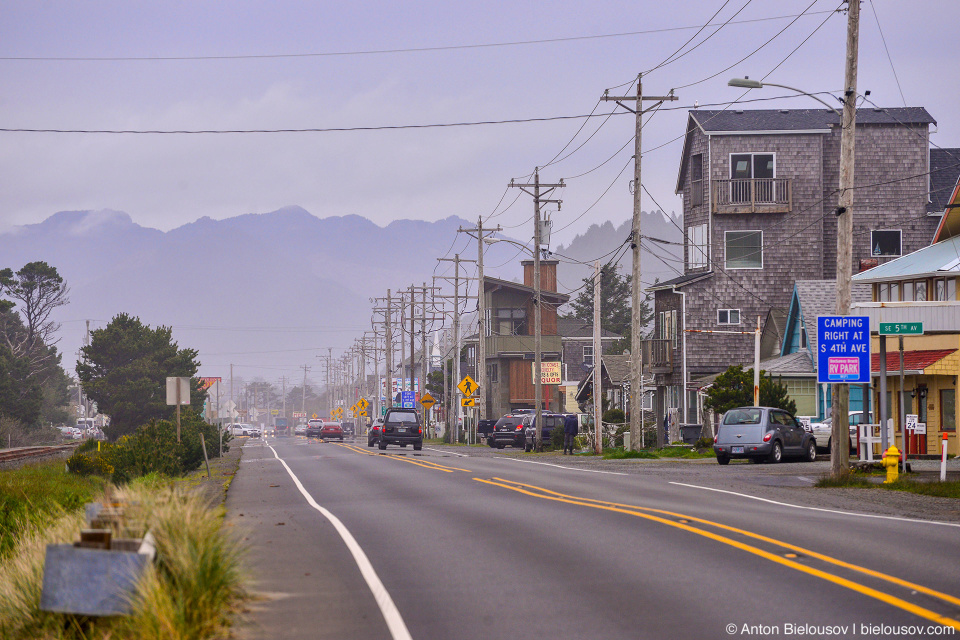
[809,410,869,452]
[714,407,817,465]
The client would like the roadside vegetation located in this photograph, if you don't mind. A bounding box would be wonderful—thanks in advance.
[602,446,716,460]
[815,470,960,498]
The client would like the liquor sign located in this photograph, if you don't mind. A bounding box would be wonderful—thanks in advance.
[533,361,562,385]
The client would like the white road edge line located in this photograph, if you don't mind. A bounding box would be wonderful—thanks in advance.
[423,447,468,457]
[669,481,960,528]
[266,444,413,640]
[502,456,628,476]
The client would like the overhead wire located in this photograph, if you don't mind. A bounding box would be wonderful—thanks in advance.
[867,0,907,108]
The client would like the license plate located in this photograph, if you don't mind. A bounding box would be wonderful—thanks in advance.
[399,428,407,433]
[732,446,744,454]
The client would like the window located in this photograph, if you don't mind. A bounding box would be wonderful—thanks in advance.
[487,363,498,383]
[935,278,958,301]
[687,223,708,269]
[671,310,679,348]
[942,389,956,432]
[717,309,741,325]
[729,153,775,203]
[871,230,901,257]
[725,230,762,269]
[583,345,594,367]
[800,325,808,349]
[914,280,927,301]
[785,379,817,416]
[690,153,704,206]
[495,308,527,335]
[902,281,914,302]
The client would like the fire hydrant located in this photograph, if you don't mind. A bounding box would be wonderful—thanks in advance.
[882,446,900,484]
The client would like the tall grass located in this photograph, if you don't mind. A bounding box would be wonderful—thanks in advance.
[0,483,247,640]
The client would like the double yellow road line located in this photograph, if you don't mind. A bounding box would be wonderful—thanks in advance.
[476,477,960,631]
[335,442,471,473]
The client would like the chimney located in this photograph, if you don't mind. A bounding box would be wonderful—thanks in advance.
[521,259,558,293]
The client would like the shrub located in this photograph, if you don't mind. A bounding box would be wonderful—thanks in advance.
[65,450,115,477]
[602,409,625,425]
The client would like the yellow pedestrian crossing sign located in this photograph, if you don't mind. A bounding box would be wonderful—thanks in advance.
[358,397,369,410]
[457,375,478,397]
[420,393,436,410]
[461,397,476,407]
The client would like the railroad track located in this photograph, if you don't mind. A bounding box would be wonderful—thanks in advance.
[0,444,79,464]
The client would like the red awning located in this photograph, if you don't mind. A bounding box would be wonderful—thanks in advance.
[871,349,956,373]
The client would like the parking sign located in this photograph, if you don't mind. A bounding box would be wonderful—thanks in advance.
[817,316,871,384]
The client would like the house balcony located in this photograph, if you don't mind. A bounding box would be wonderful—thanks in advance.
[641,339,674,374]
[712,178,792,214]
[485,334,562,359]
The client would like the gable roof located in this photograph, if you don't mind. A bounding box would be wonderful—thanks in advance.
[851,235,960,283]
[556,317,622,339]
[785,280,872,364]
[483,275,569,304]
[928,148,960,215]
[676,107,937,193]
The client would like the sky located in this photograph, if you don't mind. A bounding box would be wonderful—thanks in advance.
[3,0,959,249]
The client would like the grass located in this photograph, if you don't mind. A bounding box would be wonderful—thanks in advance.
[603,449,659,460]
[0,482,248,640]
[0,461,106,559]
[815,472,960,498]
[602,446,716,460]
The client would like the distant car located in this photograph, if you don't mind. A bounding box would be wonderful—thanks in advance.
[230,423,258,437]
[714,406,817,465]
[368,419,384,447]
[295,423,306,436]
[341,421,356,437]
[477,419,497,442]
[809,410,866,452]
[523,413,564,452]
[320,421,344,440]
[378,408,422,450]
[488,414,527,449]
[305,419,324,438]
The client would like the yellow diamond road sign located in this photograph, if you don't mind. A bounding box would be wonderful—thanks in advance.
[457,375,478,397]
[461,397,476,407]
[358,397,369,410]
[420,393,436,409]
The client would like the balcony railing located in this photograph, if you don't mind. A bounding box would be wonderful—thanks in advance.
[712,178,792,214]
[641,339,674,374]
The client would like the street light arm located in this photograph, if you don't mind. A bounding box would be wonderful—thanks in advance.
[727,78,841,117]
[482,236,535,255]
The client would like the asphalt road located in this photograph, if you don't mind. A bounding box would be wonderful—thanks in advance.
[226,437,960,640]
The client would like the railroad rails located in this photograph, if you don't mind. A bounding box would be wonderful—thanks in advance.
[0,444,79,466]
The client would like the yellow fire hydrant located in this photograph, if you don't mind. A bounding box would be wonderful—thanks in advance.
[882,446,900,484]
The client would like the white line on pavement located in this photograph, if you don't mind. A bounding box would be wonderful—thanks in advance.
[669,482,960,528]
[501,456,628,476]
[266,444,413,640]
[423,447,468,457]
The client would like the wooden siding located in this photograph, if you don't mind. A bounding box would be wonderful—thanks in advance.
[508,359,557,407]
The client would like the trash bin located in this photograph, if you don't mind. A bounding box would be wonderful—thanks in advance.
[680,424,701,445]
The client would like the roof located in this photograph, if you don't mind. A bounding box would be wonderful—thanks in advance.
[647,271,713,292]
[759,350,815,375]
[602,354,631,384]
[928,148,960,214]
[793,280,872,361]
[677,107,937,193]
[851,235,960,283]
[690,107,936,134]
[556,317,622,339]
[871,349,956,374]
[484,276,569,304]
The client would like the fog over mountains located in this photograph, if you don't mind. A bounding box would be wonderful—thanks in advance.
[0,207,680,382]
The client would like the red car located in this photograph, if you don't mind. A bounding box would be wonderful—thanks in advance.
[319,421,344,441]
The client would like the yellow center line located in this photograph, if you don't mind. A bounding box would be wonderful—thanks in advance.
[333,442,471,473]
[476,477,960,631]
[491,478,960,610]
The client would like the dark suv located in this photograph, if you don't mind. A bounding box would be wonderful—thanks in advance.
[378,408,423,450]
[478,419,497,443]
[341,421,356,437]
[714,406,818,465]
[488,414,527,449]
[523,413,564,452]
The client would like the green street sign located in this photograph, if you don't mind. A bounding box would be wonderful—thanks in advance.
[879,322,923,335]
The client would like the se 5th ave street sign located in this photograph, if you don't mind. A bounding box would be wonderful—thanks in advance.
[879,322,923,335]
[817,316,871,384]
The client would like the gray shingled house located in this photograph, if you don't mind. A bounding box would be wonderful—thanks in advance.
[646,107,957,428]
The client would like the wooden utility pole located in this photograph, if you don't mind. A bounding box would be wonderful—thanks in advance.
[301,364,310,415]
[436,255,476,442]
[593,261,602,454]
[459,217,502,422]
[602,75,677,450]
[386,290,393,408]
[831,0,861,478]
[510,169,563,450]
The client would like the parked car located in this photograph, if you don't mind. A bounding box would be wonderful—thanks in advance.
[294,423,307,436]
[808,411,866,452]
[341,421,356,437]
[305,419,324,437]
[230,423,258,437]
[367,419,384,447]
[319,421,344,440]
[713,406,817,465]
[523,412,564,452]
[488,414,527,449]
[477,419,497,443]
[378,408,422,450]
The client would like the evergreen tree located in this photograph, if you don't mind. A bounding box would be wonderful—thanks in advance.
[703,365,798,415]
[564,265,651,354]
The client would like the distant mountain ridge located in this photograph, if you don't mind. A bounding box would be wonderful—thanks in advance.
[0,207,682,380]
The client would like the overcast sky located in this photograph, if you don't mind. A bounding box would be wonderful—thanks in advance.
[2,0,958,247]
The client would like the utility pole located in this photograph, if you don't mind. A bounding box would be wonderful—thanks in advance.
[831,0,861,478]
[510,169,563,450]
[602,75,678,450]
[230,363,234,423]
[301,365,310,416]
[386,290,394,409]
[459,217,502,422]
[436,255,476,442]
[593,261,603,454]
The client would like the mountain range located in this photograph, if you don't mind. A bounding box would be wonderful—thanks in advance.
[0,207,681,383]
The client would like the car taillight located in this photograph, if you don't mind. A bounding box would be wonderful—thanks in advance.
[763,432,772,442]
[418,428,422,435]
[515,425,523,431]
[713,435,718,444]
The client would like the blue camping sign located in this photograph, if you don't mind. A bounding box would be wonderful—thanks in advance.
[817,316,871,384]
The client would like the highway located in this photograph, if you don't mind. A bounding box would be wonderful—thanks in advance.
[227,437,960,639]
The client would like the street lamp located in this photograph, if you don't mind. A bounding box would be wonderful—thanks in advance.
[728,65,859,476]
